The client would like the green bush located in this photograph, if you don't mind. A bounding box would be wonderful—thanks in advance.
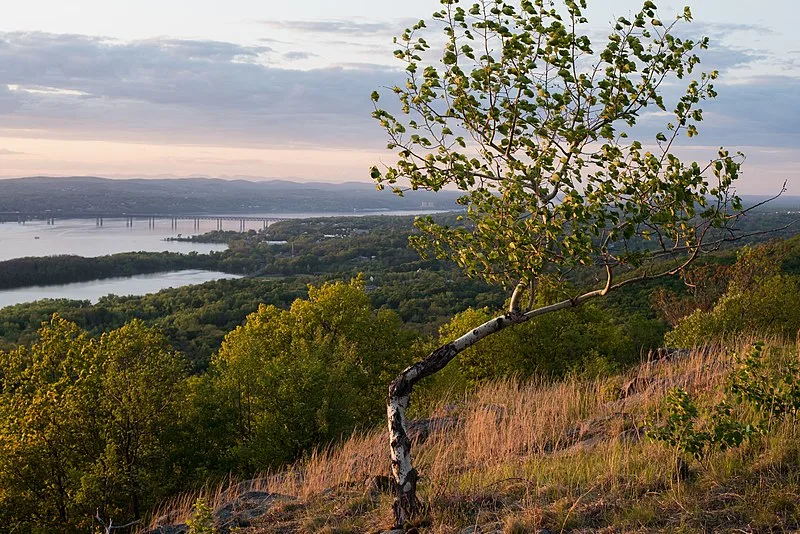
[649,343,799,469]
[427,302,646,391]
[731,343,800,430]
[186,498,216,534]
[667,274,800,347]
[648,388,750,466]
[0,316,187,531]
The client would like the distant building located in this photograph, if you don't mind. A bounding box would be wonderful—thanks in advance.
[421,201,435,208]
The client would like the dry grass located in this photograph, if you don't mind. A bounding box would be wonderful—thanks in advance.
[143,340,800,533]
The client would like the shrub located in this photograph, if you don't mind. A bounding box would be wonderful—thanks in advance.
[649,343,800,468]
[186,498,216,534]
[667,275,800,347]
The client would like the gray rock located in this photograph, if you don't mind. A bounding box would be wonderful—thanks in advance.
[651,347,692,361]
[144,526,188,534]
[621,376,652,398]
[406,416,459,443]
[146,488,295,534]
[236,490,276,505]
[480,403,508,421]
[152,510,182,526]
[459,523,503,534]
[214,491,295,531]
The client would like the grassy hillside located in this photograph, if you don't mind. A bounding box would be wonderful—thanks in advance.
[143,340,800,533]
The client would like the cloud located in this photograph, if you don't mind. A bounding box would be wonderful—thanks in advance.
[282,51,317,61]
[0,30,796,156]
[260,19,412,36]
[0,31,403,148]
[161,155,266,166]
[702,76,800,147]
[670,21,776,73]
[696,46,769,72]
[687,22,775,40]
[782,50,800,71]
[628,74,800,150]
[0,148,25,155]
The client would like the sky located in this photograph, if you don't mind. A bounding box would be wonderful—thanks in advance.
[0,0,797,194]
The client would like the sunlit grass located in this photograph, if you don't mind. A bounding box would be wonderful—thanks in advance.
[143,339,800,533]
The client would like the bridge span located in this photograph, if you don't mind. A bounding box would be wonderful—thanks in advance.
[0,212,289,231]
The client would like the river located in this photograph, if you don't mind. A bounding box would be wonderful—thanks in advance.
[0,210,448,261]
[0,210,448,309]
[0,270,242,309]
[0,218,228,261]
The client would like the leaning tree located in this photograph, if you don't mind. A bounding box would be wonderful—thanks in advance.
[371,0,760,527]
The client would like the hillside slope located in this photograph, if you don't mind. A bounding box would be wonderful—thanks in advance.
[143,341,800,533]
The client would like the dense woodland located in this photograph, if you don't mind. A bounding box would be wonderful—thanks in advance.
[1,213,800,531]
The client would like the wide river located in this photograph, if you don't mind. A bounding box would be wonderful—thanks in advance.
[0,211,447,309]
[0,217,227,261]
[0,217,233,309]
[0,270,242,309]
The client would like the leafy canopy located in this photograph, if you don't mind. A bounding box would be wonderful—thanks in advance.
[211,279,415,469]
[0,316,186,530]
[371,0,742,293]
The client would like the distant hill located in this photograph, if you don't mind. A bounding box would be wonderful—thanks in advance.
[0,176,464,215]
[1,176,794,217]
[742,194,800,211]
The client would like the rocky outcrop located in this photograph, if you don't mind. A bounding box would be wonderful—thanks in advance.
[406,415,460,444]
[145,485,295,534]
[214,490,293,530]
[146,525,188,534]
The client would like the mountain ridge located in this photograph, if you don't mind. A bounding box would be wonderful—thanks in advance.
[0,176,463,215]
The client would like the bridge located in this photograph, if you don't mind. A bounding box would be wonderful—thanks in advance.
[0,212,289,231]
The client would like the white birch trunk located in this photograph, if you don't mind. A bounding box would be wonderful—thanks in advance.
[387,285,612,527]
[387,312,526,526]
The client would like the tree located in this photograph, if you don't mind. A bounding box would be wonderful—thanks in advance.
[211,280,415,470]
[0,316,188,530]
[0,315,102,531]
[94,320,187,520]
[370,0,756,526]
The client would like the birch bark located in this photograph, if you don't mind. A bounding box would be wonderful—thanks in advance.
[386,284,612,526]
